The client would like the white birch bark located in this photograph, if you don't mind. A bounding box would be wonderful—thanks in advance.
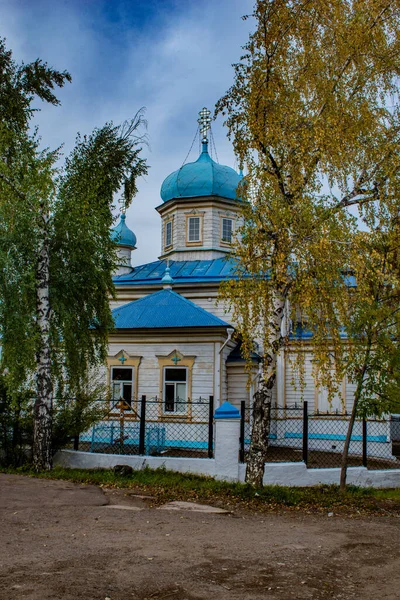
[33,208,53,471]
[245,291,286,487]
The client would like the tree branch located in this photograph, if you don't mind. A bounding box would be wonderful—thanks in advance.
[0,171,26,200]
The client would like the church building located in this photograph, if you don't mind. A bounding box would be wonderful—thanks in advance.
[107,109,258,414]
[94,108,394,464]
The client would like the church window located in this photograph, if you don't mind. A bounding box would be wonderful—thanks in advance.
[187,216,201,243]
[221,218,233,243]
[165,220,173,248]
[163,367,187,413]
[111,366,133,407]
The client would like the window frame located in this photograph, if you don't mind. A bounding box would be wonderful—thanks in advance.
[107,353,142,414]
[165,220,173,249]
[111,365,134,409]
[186,215,203,245]
[221,217,234,245]
[163,366,188,414]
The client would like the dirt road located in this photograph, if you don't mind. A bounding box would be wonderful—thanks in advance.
[0,474,399,599]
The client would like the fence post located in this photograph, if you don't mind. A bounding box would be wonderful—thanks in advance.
[73,435,79,451]
[139,395,146,455]
[239,401,245,463]
[362,418,367,468]
[208,396,214,458]
[302,400,309,466]
[119,401,125,454]
[214,402,241,481]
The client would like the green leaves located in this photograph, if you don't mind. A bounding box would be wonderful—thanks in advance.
[50,120,148,392]
[0,38,148,396]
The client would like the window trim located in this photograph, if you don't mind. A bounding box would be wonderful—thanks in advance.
[220,217,234,245]
[186,215,203,246]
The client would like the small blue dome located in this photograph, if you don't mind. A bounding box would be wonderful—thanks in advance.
[110,214,137,249]
[161,142,242,202]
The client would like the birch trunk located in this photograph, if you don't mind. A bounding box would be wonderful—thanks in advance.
[245,291,286,487]
[339,342,371,491]
[33,211,53,471]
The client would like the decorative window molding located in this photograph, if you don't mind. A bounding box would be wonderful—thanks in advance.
[107,351,141,412]
[186,215,203,245]
[156,350,196,419]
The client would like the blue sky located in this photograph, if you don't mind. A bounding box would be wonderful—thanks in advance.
[1,0,254,263]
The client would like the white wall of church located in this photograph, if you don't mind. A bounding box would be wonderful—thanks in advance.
[283,350,360,415]
[284,351,316,410]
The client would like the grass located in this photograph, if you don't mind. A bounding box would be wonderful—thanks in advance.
[2,464,400,516]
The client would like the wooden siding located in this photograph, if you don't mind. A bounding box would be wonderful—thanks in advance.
[284,352,316,411]
[227,363,251,409]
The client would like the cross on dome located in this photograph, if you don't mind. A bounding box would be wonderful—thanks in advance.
[197,107,211,143]
[118,197,126,215]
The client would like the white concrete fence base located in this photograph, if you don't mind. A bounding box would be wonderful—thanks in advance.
[55,401,400,489]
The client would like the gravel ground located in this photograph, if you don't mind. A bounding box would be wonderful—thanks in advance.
[0,473,399,600]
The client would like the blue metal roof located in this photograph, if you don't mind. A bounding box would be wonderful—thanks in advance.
[113,259,357,295]
[112,289,231,329]
[110,214,137,249]
[160,142,242,203]
[114,257,239,287]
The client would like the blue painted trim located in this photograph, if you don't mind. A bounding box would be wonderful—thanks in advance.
[284,432,388,443]
[164,440,208,449]
[214,401,241,420]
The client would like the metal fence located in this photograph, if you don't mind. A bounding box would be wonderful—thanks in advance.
[240,401,400,470]
[74,396,214,459]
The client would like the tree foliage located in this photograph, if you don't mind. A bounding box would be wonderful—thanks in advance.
[216,0,400,486]
[0,376,108,468]
[0,38,148,468]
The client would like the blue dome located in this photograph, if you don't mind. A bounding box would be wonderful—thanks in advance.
[110,214,137,249]
[161,142,242,202]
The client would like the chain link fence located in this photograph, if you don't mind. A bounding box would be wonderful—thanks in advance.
[240,401,400,470]
[74,396,214,459]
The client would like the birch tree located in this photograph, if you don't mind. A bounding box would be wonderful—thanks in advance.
[339,227,400,489]
[0,39,148,470]
[216,0,400,486]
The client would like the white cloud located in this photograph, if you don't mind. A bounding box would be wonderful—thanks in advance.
[0,0,254,264]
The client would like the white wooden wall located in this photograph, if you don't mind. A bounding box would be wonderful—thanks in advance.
[283,351,358,414]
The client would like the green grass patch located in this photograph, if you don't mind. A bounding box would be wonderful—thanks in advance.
[2,465,400,515]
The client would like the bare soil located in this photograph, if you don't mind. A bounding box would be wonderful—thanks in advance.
[0,473,399,600]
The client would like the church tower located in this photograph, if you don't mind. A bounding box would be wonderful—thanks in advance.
[110,212,137,276]
[157,108,243,262]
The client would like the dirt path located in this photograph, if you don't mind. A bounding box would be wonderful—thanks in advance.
[0,474,399,600]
